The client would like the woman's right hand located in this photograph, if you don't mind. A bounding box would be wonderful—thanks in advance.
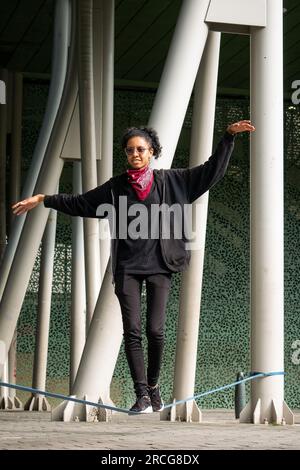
[12,194,45,216]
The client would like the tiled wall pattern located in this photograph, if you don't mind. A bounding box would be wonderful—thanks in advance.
[15,81,300,409]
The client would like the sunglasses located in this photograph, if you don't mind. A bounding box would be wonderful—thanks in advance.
[125,146,150,156]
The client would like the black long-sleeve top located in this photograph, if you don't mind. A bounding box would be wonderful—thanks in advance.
[44,132,235,277]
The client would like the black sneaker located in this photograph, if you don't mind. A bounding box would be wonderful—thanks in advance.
[129,395,153,414]
[148,385,164,412]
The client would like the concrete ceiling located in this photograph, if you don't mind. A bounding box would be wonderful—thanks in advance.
[0,0,298,97]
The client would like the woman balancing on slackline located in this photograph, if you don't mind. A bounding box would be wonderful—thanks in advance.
[12,120,255,413]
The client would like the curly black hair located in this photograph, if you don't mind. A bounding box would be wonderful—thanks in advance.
[121,126,162,159]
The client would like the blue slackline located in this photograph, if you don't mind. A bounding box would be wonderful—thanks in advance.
[0,371,284,415]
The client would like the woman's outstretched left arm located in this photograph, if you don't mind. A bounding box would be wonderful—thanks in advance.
[185,120,255,202]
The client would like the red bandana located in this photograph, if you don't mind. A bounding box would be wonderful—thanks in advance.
[127,165,154,201]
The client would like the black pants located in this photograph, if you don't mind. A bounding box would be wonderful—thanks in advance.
[114,272,172,397]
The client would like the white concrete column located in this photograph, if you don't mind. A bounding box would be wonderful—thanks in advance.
[6,71,13,135]
[98,0,114,185]
[70,162,86,390]
[8,330,20,405]
[9,73,23,228]
[0,69,8,405]
[0,69,7,262]
[240,0,294,425]
[0,0,70,300]
[0,0,77,375]
[96,0,114,278]
[0,361,9,409]
[77,0,101,327]
[149,0,211,169]
[93,0,103,168]
[8,73,23,409]
[25,210,57,412]
[164,32,221,423]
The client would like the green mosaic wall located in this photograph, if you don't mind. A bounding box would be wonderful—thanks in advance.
[16,80,300,409]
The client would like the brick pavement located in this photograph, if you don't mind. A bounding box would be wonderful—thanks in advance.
[0,409,299,450]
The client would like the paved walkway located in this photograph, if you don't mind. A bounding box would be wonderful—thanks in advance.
[0,409,300,451]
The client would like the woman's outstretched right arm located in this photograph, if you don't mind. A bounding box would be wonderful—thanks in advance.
[12,194,45,216]
[12,180,113,218]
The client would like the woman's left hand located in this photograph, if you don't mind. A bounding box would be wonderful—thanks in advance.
[226,120,255,135]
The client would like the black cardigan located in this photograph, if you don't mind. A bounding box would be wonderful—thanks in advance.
[44,132,235,279]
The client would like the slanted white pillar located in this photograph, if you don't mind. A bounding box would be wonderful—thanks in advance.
[96,0,114,278]
[166,32,221,423]
[8,330,22,409]
[71,271,122,404]
[0,68,13,410]
[93,0,103,171]
[9,73,23,227]
[240,0,294,425]
[99,0,114,186]
[52,269,123,423]
[25,210,57,412]
[149,0,211,169]
[0,0,70,300]
[0,68,7,263]
[8,72,23,410]
[77,0,101,328]
[0,361,9,409]
[70,162,86,390]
